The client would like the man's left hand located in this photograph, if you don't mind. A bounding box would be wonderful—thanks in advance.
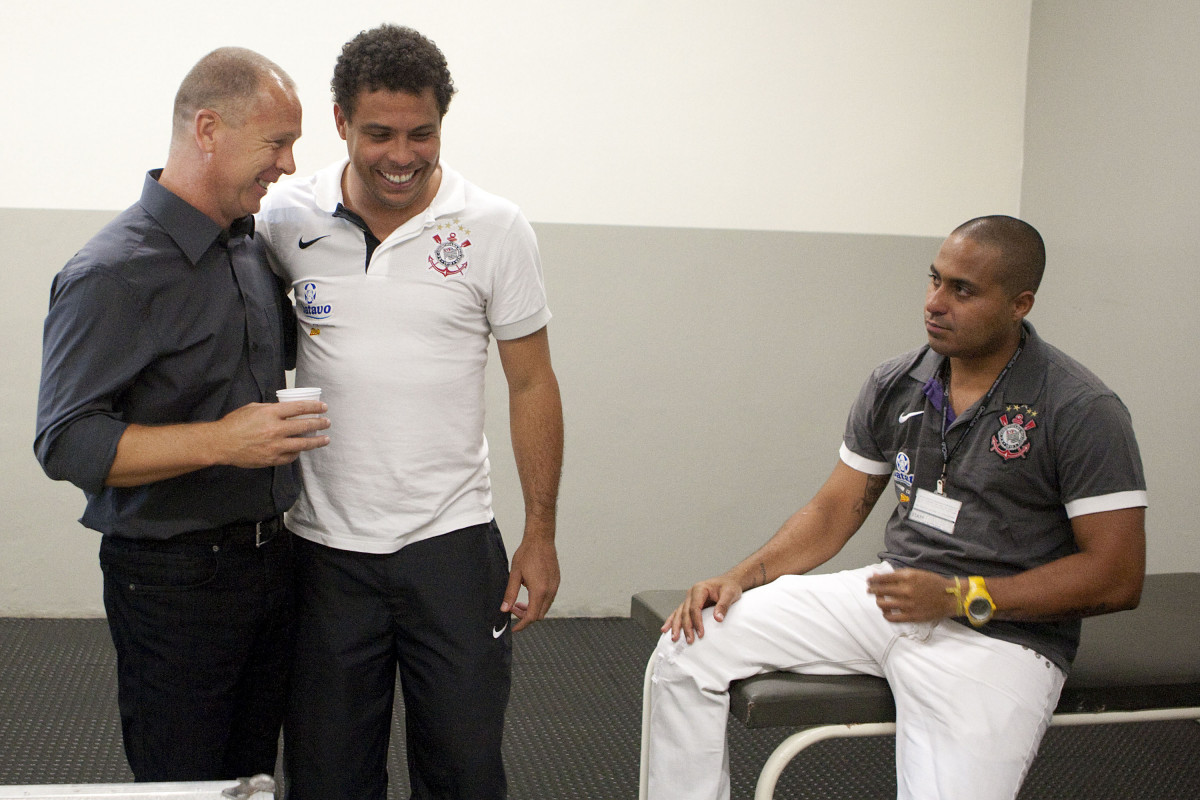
[502,533,560,632]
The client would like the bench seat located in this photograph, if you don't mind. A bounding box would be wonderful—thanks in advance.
[635,572,1200,799]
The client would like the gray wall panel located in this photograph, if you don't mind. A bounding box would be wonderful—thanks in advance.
[487,223,938,614]
[1022,0,1197,576]
[5,208,116,616]
[6,208,940,615]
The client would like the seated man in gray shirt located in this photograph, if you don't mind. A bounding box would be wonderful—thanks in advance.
[34,47,328,782]
[646,216,1146,800]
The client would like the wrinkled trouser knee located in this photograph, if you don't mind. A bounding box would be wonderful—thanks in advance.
[647,632,736,800]
[644,565,1065,800]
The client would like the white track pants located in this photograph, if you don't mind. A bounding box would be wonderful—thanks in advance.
[646,564,1066,800]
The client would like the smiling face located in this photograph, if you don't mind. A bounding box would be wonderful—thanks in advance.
[336,87,443,232]
[924,233,1034,365]
[208,77,302,227]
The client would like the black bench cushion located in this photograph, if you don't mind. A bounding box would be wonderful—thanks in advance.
[632,573,1200,728]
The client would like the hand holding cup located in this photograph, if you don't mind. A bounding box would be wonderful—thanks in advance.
[276,387,326,438]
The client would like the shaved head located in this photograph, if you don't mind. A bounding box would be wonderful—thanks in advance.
[951,215,1046,295]
[173,47,295,137]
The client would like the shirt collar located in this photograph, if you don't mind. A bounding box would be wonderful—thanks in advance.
[229,215,256,239]
[906,320,1047,409]
[424,162,466,219]
[140,169,252,262]
[907,343,943,385]
[998,321,1047,405]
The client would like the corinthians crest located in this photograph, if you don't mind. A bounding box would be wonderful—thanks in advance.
[991,404,1038,460]
[428,220,472,276]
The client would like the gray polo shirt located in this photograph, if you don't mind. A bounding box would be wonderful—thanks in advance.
[35,170,300,540]
[841,322,1147,670]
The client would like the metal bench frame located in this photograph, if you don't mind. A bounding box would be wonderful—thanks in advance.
[635,572,1200,800]
[0,775,275,799]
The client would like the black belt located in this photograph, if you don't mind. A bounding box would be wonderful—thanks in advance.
[174,515,285,548]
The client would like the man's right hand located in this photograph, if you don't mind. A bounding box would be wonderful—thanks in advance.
[662,576,744,645]
[105,401,330,488]
[217,401,330,468]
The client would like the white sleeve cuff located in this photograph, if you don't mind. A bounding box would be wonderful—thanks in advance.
[839,442,892,475]
[492,306,552,341]
[1064,490,1148,518]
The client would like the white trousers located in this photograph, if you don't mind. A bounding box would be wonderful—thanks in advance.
[646,564,1066,800]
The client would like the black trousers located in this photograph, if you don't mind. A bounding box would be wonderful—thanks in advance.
[284,522,512,800]
[100,526,295,782]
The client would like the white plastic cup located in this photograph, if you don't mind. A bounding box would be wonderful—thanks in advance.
[276,387,322,436]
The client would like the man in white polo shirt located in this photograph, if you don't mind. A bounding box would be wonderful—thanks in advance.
[257,24,563,800]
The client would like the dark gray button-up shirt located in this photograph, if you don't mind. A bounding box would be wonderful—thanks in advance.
[35,170,299,539]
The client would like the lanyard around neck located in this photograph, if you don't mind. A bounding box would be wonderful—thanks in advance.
[937,331,1025,495]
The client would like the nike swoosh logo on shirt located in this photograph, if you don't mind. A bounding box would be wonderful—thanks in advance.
[492,622,509,639]
[298,235,330,249]
[898,411,924,423]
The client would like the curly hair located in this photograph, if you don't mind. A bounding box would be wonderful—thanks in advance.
[332,25,456,120]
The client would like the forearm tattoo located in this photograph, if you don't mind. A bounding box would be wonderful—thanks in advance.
[854,474,889,519]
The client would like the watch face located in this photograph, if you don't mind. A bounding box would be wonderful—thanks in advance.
[967,596,993,620]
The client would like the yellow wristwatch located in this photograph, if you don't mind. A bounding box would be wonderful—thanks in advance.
[964,576,995,627]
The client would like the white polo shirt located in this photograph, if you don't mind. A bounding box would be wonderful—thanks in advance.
[258,160,551,553]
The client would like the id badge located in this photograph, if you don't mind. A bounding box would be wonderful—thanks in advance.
[909,488,962,534]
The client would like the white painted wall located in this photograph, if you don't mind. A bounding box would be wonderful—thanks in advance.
[1,0,1030,236]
